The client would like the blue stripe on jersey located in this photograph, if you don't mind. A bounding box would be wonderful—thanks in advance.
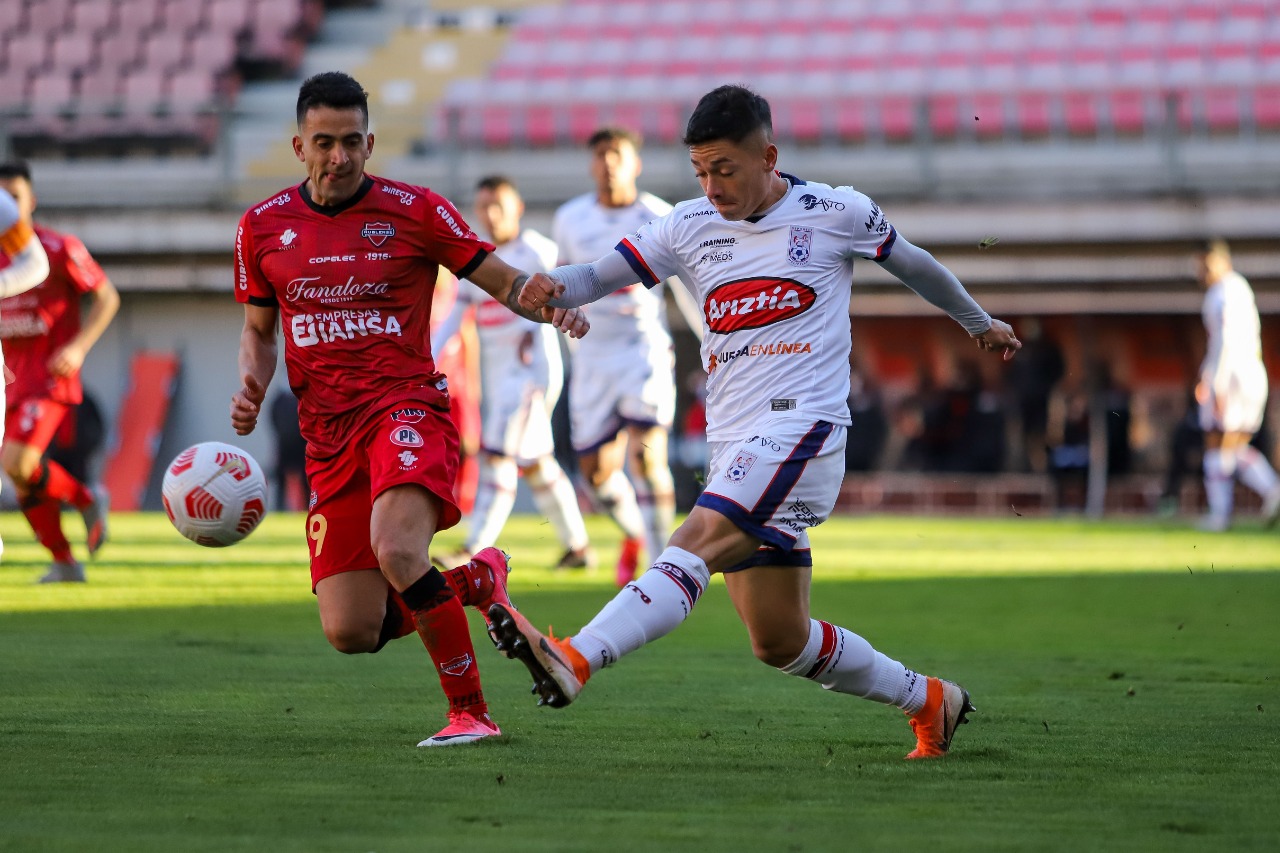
[615,240,661,287]
[874,226,898,262]
[722,546,813,574]
[696,492,799,549]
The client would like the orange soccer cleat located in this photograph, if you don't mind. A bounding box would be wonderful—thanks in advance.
[487,603,590,707]
[905,677,975,759]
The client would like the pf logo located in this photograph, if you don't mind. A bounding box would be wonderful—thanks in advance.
[390,426,424,447]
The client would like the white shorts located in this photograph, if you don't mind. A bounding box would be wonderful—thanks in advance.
[1198,374,1268,434]
[479,334,563,465]
[697,418,846,571]
[569,337,675,451]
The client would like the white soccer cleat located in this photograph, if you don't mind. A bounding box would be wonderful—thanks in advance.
[1195,514,1231,533]
[37,560,86,584]
[1262,487,1280,529]
[416,710,501,747]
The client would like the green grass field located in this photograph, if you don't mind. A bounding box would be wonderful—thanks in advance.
[2,511,1278,852]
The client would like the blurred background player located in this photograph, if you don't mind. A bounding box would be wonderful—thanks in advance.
[0,181,51,561]
[492,84,1021,760]
[553,127,703,586]
[0,161,117,584]
[1194,238,1280,532]
[433,175,593,570]
[229,72,589,746]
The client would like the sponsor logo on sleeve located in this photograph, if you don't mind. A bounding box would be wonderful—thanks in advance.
[390,426,424,447]
[434,204,471,239]
[704,277,816,333]
[787,226,813,266]
[398,450,419,469]
[361,221,395,247]
[235,225,247,290]
[865,201,890,235]
[390,407,427,424]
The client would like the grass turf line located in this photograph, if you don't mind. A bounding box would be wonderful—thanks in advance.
[1,513,1277,852]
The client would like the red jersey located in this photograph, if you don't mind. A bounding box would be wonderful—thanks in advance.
[235,174,495,459]
[0,224,107,405]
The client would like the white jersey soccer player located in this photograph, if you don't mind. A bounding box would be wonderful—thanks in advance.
[490,85,1022,760]
[1194,240,1280,530]
[435,224,592,564]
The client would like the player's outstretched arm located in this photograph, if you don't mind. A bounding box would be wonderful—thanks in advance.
[466,252,590,338]
[880,235,1021,361]
[231,303,278,435]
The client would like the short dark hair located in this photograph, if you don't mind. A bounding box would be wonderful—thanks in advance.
[683,85,773,146]
[1199,237,1231,257]
[587,126,641,150]
[0,160,32,182]
[296,72,369,127]
[475,174,517,194]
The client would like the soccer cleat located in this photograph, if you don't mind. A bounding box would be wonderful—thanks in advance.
[81,485,110,557]
[416,709,501,747]
[1263,487,1280,529]
[37,560,87,584]
[615,536,641,588]
[1196,514,1230,533]
[463,547,514,646]
[554,546,596,571]
[905,677,975,759]
[487,602,590,708]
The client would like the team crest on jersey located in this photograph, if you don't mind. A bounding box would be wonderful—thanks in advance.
[308,490,318,509]
[725,451,758,483]
[361,221,395,247]
[787,226,813,267]
[391,426,424,447]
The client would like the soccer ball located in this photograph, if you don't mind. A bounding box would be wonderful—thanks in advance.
[162,441,268,547]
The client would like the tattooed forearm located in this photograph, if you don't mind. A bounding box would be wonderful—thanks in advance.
[504,273,543,322]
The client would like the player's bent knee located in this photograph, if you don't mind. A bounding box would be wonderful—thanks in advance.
[324,622,382,654]
[752,635,807,669]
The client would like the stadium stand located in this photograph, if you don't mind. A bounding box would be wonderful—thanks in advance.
[436,0,1280,149]
[0,0,326,155]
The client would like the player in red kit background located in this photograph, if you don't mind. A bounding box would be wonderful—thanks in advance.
[229,72,589,746]
[0,161,118,584]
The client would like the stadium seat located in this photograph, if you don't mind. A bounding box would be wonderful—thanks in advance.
[69,0,117,34]
[1062,90,1100,136]
[927,93,962,140]
[1107,88,1151,135]
[1249,84,1280,129]
[878,94,917,142]
[140,31,190,74]
[25,0,74,32]
[48,30,98,75]
[95,27,146,73]
[968,92,1008,140]
[1014,90,1055,137]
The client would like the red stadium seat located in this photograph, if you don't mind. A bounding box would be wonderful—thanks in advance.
[479,105,515,148]
[525,105,559,147]
[834,96,868,142]
[95,27,145,73]
[927,93,962,140]
[1062,90,1099,136]
[25,0,74,32]
[139,31,190,73]
[1252,84,1280,130]
[48,30,97,75]
[1108,89,1150,135]
[877,94,916,143]
[1014,90,1054,137]
[69,0,117,34]
[968,92,1007,140]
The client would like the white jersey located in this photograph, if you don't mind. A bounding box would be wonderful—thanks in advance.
[1201,270,1267,394]
[453,228,560,375]
[553,191,674,351]
[616,175,896,441]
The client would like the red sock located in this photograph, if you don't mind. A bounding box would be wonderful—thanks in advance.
[22,497,73,562]
[31,460,93,509]
[401,570,487,716]
[442,559,493,606]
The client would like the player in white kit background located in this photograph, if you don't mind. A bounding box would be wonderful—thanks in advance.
[1194,238,1280,531]
[491,85,1022,759]
[433,176,593,566]
[553,127,704,587]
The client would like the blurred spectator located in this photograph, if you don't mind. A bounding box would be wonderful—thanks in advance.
[269,387,308,511]
[845,363,887,472]
[1047,363,1132,510]
[921,360,1006,473]
[1005,318,1065,472]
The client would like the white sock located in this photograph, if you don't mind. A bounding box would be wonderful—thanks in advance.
[780,619,930,714]
[633,467,676,566]
[570,546,710,673]
[1204,449,1236,519]
[591,469,646,541]
[466,456,517,552]
[1235,445,1279,497]
[526,456,589,550]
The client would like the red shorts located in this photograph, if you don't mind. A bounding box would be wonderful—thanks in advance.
[4,397,71,451]
[304,395,461,589]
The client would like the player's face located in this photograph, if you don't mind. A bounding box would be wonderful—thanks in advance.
[589,138,640,199]
[1196,249,1230,287]
[293,106,373,206]
[689,131,779,221]
[0,176,35,222]
[473,184,523,245]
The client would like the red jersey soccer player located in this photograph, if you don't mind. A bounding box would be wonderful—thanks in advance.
[230,72,588,746]
[0,161,118,584]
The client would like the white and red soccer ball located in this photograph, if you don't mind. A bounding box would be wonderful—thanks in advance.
[162,441,268,547]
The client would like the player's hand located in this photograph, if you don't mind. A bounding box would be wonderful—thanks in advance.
[974,319,1021,361]
[47,342,86,378]
[230,374,267,435]
[545,306,589,339]
[518,272,563,313]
